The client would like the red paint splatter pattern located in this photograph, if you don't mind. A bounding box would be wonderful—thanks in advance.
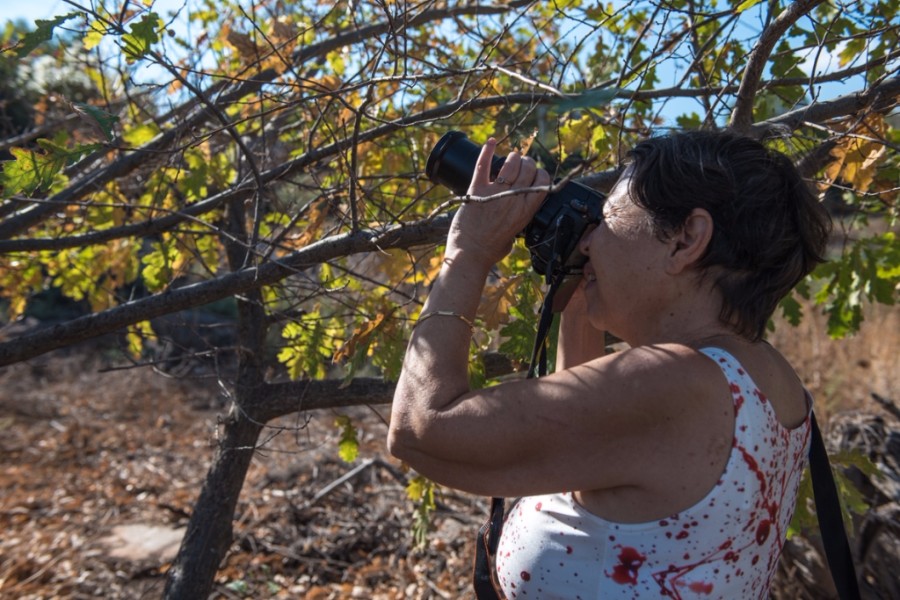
[495,348,811,599]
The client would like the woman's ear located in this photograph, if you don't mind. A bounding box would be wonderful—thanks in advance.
[665,208,713,274]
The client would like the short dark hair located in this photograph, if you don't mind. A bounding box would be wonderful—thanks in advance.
[626,130,832,341]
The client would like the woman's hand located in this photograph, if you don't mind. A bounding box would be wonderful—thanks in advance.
[445,138,551,265]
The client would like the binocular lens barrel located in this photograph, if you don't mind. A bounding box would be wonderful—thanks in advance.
[425,131,504,196]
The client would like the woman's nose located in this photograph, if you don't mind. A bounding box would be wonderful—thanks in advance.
[578,224,597,255]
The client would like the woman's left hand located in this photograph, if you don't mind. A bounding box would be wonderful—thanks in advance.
[445,138,551,265]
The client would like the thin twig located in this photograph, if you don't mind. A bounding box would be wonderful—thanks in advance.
[306,458,377,507]
[871,393,900,421]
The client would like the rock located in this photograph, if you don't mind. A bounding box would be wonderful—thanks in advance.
[99,524,185,563]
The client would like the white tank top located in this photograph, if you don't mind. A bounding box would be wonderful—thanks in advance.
[495,347,811,599]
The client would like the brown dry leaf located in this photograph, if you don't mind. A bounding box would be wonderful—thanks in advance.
[478,275,522,330]
[315,74,343,92]
[261,17,298,73]
[224,27,260,62]
[517,129,538,155]
[290,198,330,248]
[268,16,298,61]
[823,113,890,192]
[333,312,386,363]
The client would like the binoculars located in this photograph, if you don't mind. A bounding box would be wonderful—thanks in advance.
[425,131,605,311]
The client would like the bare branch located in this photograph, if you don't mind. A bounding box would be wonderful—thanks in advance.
[729,0,827,133]
[748,75,900,139]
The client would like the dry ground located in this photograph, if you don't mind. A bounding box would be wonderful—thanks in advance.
[0,300,897,599]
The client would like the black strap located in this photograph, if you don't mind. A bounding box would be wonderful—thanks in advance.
[809,412,861,600]
[473,270,564,599]
[473,496,505,599]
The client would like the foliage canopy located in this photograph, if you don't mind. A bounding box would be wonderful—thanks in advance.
[0,0,897,375]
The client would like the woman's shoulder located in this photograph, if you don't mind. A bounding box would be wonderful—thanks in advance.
[566,342,735,419]
[582,341,731,389]
[698,340,809,429]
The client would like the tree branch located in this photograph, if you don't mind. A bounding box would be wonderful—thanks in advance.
[729,0,826,133]
[249,378,395,422]
[748,75,900,139]
[0,215,452,366]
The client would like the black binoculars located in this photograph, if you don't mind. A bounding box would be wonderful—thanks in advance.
[425,131,605,311]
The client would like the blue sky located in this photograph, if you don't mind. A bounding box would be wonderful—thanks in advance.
[1,0,69,24]
[1,1,185,25]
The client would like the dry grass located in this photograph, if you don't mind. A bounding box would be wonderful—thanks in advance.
[768,299,899,419]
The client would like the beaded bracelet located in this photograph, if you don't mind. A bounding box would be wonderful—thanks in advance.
[415,310,475,330]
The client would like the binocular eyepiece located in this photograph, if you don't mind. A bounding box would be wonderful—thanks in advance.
[425,131,605,311]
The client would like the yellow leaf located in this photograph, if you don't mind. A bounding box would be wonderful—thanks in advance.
[83,21,105,50]
[122,123,160,147]
[735,0,763,13]
[559,115,594,157]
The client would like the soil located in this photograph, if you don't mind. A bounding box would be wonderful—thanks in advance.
[0,350,482,599]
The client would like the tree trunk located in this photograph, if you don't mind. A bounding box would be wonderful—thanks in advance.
[163,407,263,599]
[164,195,270,599]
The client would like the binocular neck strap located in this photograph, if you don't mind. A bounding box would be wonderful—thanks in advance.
[528,278,562,379]
[809,412,861,600]
[474,276,563,599]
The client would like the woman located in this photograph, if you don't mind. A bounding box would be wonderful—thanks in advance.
[388,130,831,598]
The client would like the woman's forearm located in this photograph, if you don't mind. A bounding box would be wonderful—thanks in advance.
[388,137,549,460]
[389,249,492,449]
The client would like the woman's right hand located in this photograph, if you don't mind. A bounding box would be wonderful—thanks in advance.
[445,138,551,266]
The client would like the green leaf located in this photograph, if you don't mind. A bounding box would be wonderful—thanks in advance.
[140,240,178,291]
[1,138,99,196]
[406,475,436,549]
[778,293,803,327]
[676,112,703,130]
[72,102,119,142]
[122,12,161,62]
[334,414,359,463]
[787,467,814,538]
[550,88,620,114]
[14,12,81,57]
[811,233,900,337]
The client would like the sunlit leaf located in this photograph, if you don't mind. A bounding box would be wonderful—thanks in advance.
[406,475,436,549]
[14,12,81,57]
[122,12,161,61]
[83,19,106,50]
[334,414,359,463]
[1,138,99,196]
[735,0,764,13]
